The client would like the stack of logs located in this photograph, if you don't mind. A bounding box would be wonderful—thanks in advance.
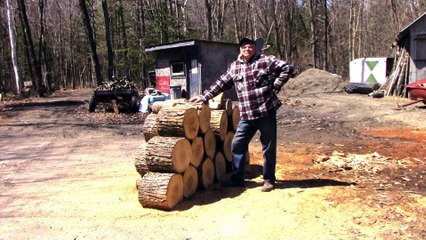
[135,97,240,210]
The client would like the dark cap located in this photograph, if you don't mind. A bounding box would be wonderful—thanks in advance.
[239,37,256,47]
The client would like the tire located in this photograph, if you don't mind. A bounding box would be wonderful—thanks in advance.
[131,95,138,112]
[89,95,96,112]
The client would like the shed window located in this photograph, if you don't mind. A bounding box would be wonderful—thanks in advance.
[416,39,426,60]
[171,62,185,76]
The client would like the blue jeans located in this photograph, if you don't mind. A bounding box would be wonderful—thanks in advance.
[230,111,277,184]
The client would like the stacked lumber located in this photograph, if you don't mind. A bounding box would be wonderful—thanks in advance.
[136,98,240,210]
[385,48,410,97]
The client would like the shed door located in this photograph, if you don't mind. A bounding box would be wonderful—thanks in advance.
[415,37,426,81]
[189,59,201,98]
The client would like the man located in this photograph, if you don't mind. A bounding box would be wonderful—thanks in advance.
[190,37,294,192]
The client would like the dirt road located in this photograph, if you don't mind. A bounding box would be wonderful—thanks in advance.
[0,89,425,240]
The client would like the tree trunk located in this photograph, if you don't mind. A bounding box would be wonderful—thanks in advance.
[182,165,198,198]
[117,0,130,77]
[6,0,22,95]
[17,0,42,95]
[145,136,191,173]
[309,0,318,68]
[204,0,213,40]
[78,0,103,86]
[138,172,183,210]
[102,0,114,81]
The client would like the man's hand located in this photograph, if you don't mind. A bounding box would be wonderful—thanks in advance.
[189,95,204,103]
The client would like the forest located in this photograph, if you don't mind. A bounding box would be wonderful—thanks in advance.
[1,0,426,97]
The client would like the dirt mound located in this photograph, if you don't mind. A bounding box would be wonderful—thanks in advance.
[282,68,347,96]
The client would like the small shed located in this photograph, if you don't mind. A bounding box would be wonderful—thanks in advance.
[395,12,426,83]
[145,40,239,99]
[349,57,393,86]
[385,12,426,97]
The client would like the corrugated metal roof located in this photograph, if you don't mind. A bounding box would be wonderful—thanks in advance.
[145,39,237,52]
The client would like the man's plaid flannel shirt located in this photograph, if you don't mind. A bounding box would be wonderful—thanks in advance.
[201,53,294,121]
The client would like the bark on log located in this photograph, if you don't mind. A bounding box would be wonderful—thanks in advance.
[223,131,234,162]
[157,106,200,140]
[198,158,215,189]
[145,136,191,173]
[214,151,226,182]
[231,105,240,131]
[203,128,216,159]
[135,143,149,176]
[151,99,186,114]
[190,136,204,168]
[210,110,228,141]
[182,165,198,198]
[143,113,158,142]
[138,172,183,210]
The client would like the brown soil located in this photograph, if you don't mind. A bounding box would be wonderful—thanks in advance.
[1,81,425,239]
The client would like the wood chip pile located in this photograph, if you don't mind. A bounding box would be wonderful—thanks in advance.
[135,95,240,210]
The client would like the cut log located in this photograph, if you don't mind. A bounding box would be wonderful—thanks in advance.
[150,99,186,114]
[198,158,215,189]
[208,92,224,109]
[138,172,183,210]
[182,165,198,198]
[231,105,240,131]
[157,106,200,140]
[203,128,216,159]
[173,102,211,134]
[223,131,234,162]
[197,104,211,134]
[135,155,149,177]
[190,136,204,168]
[210,109,228,141]
[143,113,158,142]
[145,136,191,173]
[135,143,149,176]
[224,98,233,116]
[214,151,226,182]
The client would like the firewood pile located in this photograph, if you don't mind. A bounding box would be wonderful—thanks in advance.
[135,96,240,210]
[384,49,410,97]
[95,77,137,91]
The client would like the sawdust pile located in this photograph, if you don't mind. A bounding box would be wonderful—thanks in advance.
[282,68,347,97]
[313,151,410,174]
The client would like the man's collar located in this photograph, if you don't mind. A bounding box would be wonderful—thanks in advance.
[237,52,261,63]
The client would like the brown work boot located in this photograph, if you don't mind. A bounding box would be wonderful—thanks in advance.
[260,182,274,192]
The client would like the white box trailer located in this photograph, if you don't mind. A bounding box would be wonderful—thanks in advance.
[349,58,393,86]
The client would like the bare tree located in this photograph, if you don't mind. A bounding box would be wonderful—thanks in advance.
[78,0,103,86]
[6,0,22,95]
[102,0,114,81]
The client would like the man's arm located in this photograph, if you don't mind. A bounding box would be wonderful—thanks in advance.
[269,57,295,93]
[189,68,235,103]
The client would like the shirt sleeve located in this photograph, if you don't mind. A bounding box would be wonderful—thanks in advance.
[268,56,295,91]
[201,66,235,102]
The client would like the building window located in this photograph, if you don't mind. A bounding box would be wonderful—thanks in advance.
[171,62,185,76]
